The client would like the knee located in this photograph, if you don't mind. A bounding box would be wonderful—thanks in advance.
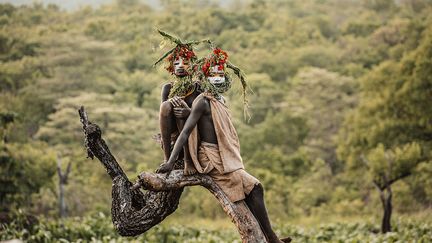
[246,183,264,201]
[253,183,264,196]
[160,101,173,116]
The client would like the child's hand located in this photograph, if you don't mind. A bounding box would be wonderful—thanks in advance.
[173,107,191,119]
[156,161,175,177]
[169,96,189,108]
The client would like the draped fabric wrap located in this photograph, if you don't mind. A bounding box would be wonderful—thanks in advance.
[187,93,260,202]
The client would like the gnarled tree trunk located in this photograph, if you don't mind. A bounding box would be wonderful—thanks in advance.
[57,154,71,218]
[78,106,267,242]
[377,185,392,233]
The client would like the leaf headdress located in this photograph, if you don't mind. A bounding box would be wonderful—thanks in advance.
[195,41,251,120]
[153,29,210,73]
[153,29,210,98]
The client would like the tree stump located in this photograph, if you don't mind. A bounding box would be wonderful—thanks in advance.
[78,106,267,242]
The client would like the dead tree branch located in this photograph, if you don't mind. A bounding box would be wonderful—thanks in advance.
[78,106,267,242]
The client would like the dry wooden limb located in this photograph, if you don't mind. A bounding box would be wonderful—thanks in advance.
[133,171,267,242]
[78,106,184,236]
[78,106,267,242]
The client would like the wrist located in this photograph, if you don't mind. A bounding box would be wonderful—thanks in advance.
[166,159,175,165]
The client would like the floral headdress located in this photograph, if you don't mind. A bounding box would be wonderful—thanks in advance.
[201,48,229,76]
[153,29,209,98]
[153,29,209,75]
[195,43,250,119]
[165,45,196,74]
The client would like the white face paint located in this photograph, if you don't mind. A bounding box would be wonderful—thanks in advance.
[208,65,225,84]
[208,76,226,84]
[173,57,189,76]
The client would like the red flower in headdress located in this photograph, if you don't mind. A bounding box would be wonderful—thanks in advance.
[165,44,196,74]
[202,62,211,75]
[214,48,228,63]
[201,48,229,77]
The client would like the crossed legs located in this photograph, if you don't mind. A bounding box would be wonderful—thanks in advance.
[159,101,193,171]
[159,101,177,162]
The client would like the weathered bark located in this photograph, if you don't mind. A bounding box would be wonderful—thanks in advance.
[78,106,267,242]
[378,186,392,233]
[133,171,267,242]
[79,106,184,236]
[373,180,393,233]
[364,153,415,234]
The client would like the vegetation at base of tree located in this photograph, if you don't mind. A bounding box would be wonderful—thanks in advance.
[1,211,432,242]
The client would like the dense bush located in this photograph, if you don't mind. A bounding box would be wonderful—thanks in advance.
[1,212,431,242]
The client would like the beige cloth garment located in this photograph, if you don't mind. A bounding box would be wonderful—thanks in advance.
[188,93,245,173]
[186,93,260,202]
[198,142,260,202]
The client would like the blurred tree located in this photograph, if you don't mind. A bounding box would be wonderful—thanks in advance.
[362,143,422,233]
[0,141,56,211]
[0,111,17,143]
[56,154,71,218]
[35,92,160,171]
[363,0,396,11]
[284,68,357,174]
[338,23,432,232]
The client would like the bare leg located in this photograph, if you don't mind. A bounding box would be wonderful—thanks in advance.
[176,118,197,175]
[159,101,177,162]
[245,184,288,243]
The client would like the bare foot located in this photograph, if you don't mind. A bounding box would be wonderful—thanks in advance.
[281,237,292,243]
[184,160,197,175]
[268,235,291,243]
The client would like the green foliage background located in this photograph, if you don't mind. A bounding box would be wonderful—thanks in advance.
[1,0,431,241]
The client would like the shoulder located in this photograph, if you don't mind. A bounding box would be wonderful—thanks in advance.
[162,83,172,92]
[194,94,210,105]
[161,83,172,100]
[192,95,210,111]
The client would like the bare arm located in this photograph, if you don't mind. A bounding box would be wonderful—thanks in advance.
[156,97,209,173]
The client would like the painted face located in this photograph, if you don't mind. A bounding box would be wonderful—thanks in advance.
[173,57,190,77]
[207,65,225,84]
